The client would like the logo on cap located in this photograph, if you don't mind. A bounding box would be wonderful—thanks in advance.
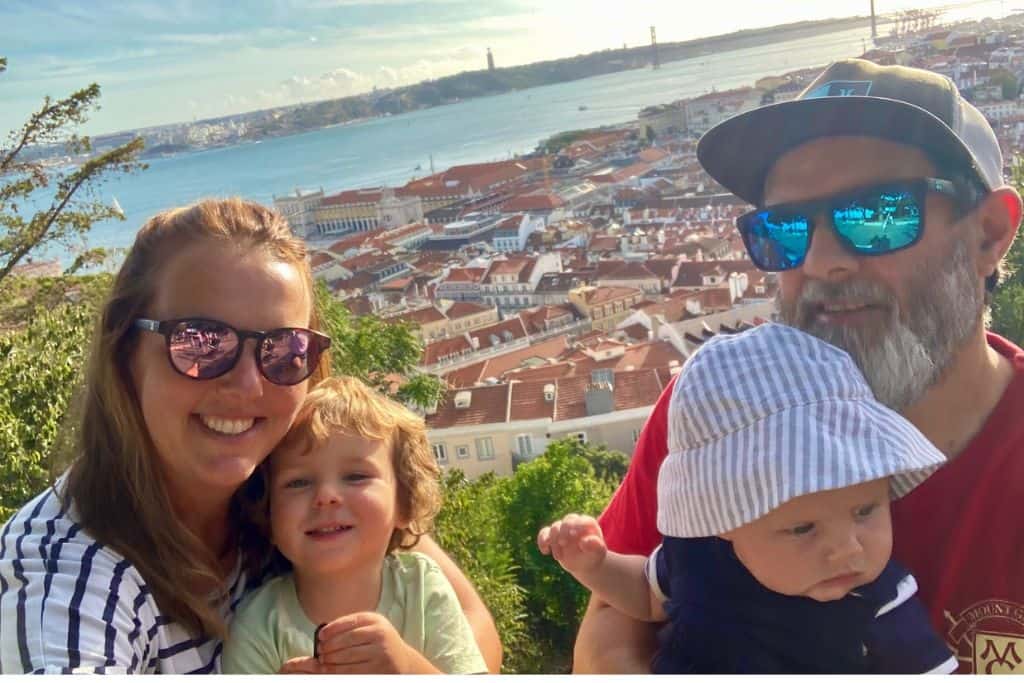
[805,80,873,99]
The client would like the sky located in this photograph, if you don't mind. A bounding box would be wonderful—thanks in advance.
[1,0,1011,136]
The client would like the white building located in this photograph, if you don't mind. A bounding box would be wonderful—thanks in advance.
[491,213,545,252]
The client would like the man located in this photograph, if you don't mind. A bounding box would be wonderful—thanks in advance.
[574,59,1024,675]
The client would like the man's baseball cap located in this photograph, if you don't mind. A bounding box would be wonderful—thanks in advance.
[697,58,1004,205]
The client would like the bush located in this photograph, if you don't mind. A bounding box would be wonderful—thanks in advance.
[434,439,622,673]
[0,276,108,519]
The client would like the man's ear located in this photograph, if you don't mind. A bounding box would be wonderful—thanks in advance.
[972,187,1022,282]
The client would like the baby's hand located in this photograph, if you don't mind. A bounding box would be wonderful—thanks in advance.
[537,513,607,576]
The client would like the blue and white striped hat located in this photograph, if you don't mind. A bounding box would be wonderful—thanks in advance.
[657,323,946,538]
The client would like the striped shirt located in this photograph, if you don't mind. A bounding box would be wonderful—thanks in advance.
[0,481,258,674]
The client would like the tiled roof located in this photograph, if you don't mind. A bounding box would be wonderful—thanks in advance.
[422,335,474,365]
[322,188,384,206]
[579,286,643,306]
[442,335,571,388]
[637,147,670,163]
[379,276,414,292]
[596,260,659,281]
[534,271,593,293]
[502,193,564,212]
[442,267,487,284]
[589,235,620,252]
[469,318,528,350]
[393,306,446,326]
[446,301,492,319]
[326,229,386,255]
[426,384,511,429]
[509,380,558,421]
[310,252,335,269]
[619,323,650,342]
[671,259,755,288]
[643,257,679,281]
[518,304,578,335]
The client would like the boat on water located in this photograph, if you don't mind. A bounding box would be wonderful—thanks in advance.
[111,196,125,218]
[578,105,588,111]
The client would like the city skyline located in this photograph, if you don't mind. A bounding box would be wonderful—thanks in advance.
[2,0,1010,136]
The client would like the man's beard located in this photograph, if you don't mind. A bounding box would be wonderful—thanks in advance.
[777,240,983,410]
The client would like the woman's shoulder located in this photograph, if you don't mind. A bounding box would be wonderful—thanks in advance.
[382,551,456,607]
[1,480,133,572]
[384,550,443,578]
[0,484,166,673]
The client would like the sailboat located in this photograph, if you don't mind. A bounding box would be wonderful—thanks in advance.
[111,196,125,218]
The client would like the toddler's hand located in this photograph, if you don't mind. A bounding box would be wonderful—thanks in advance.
[313,611,438,674]
[537,513,607,575]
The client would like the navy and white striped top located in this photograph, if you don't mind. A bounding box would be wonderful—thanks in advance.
[0,481,258,674]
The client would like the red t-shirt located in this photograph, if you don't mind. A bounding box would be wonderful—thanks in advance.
[600,333,1024,674]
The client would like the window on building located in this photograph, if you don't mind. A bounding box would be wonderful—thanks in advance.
[476,437,495,460]
[432,443,448,464]
[456,445,470,459]
[516,434,533,457]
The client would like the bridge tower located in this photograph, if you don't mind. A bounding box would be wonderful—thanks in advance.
[651,26,660,69]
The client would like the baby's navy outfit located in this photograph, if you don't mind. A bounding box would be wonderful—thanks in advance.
[647,537,956,673]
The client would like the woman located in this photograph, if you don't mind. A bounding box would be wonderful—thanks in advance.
[0,198,499,673]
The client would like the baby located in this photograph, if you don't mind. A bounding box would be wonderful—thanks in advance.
[223,376,486,674]
[539,323,957,673]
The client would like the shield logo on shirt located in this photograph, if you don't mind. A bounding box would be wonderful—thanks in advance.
[974,631,1024,674]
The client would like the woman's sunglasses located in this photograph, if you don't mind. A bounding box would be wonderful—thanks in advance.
[134,318,331,386]
[735,177,961,272]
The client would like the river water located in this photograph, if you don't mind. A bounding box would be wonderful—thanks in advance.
[72,25,876,258]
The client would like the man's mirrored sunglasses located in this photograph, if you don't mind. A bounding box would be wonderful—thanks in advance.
[134,318,331,386]
[736,177,961,272]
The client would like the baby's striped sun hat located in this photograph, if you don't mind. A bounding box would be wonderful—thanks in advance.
[657,322,946,538]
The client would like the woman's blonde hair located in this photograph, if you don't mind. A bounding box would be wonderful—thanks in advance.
[242,376,442,570]
[61,197,330,639]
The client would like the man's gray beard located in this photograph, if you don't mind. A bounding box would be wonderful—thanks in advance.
[777,240,983,410]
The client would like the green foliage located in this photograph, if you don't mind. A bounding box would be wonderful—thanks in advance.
[314,280,444,409]
[572,440,630,483]
[433,439,620,672]
[0,58,145,284]
[539,129,592,155]
[0,274,110,519]
[497,440,617,671]
[993,162,1024,345]
[433,471,537,673]
[989,68,1020,100]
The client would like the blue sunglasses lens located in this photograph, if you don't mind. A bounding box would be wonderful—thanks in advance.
[741,211,810,271]
[832,188,920,254]
[740,186,924,271]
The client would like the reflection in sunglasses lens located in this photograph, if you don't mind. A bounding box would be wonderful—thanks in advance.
[262,330,313,384]
[169,321,239,379]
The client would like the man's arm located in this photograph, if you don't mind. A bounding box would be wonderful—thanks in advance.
[573,375,675,673]
[413,534,502,673]
[573,595,660,673]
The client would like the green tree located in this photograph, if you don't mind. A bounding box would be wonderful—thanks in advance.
[989,68,1020,100]
[314,281,444,409]
[1,57,144,284]
[0,274,111,519]
[993,161,1024,345]
[495,439,618,672]
[433,471,537,673]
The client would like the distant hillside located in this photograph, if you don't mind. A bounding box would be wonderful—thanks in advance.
[240,16,872,141]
